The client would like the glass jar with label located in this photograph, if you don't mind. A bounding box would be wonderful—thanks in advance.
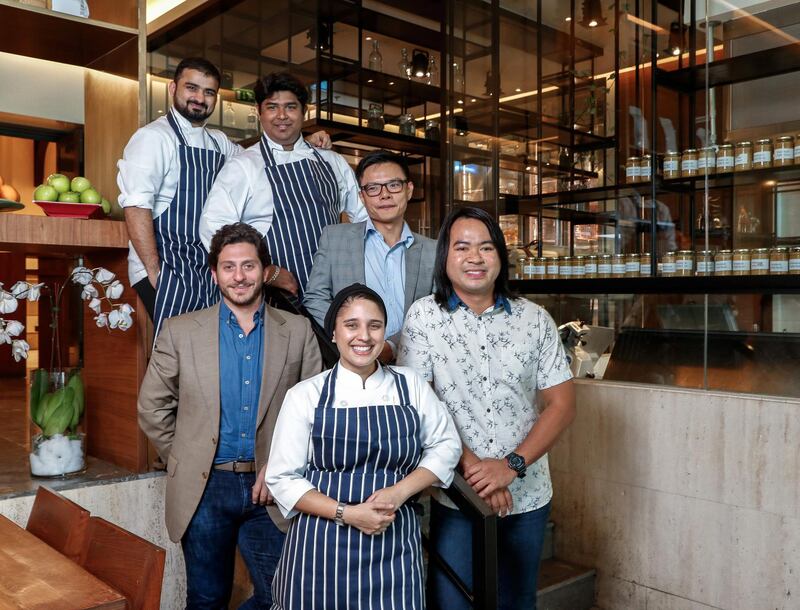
[681,149,698,177]
[545,257,559,279]
[753,138,773,168]
[626,157,641,183]
[624,253,640,277]
[717,144,735,173]
[769,247,789,274]
[559,257,572,278]
[734,141,753,171]
[732,249,751,275]
[661,251,676,277]
[533,257,546,279]
[611,254,626,278]
[398,113,416,137]
[698,147,716,175]
[795,135,800,163]
[714,250,733,276]
[639,253,652,276]
[696,250,714,276]
[774,136,795,166]
[638,155,653,182]
[367,103,385,130]
[663,151,680,179]
[675,250,695,276]
[598,254,612,278]
[789,247,800,275]
[522,256,534,279]
[750,248,769,275]
[584,255,598,277]
[573,256,586,278]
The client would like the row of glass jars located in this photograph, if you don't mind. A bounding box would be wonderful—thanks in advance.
[626,135,799,182]
[517,246,800,279]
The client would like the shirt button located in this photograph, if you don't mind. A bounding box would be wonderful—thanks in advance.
[211,437,217,444]
[246,355,252,360]
[243,406,249,411]
[241,433,246,438]
[202,472,208,479]
[244,380,250,385]
[340,400,347,406]
[486,409,491,413]
[480,346,485,350]
[489,439,494,444]
[482,376,487,381]
[239,333,244,339]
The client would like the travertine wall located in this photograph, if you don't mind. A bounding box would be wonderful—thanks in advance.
[550,380,800,610]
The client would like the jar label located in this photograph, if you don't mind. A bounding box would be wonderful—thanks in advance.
[662,262,676,274]
[753,150,771,164]
[585,263,598,274]
[718,155,734,169]
[732,260,750,271]
[664,159,679,172]
[675,259,694,271]
[697,261,713,273]
[626,165,640,178]
[775,148,794,161]
[572,266,585,276]
[795,145,800,158]
[715,260,732,272]
[640,167,651,179]
[612,263,626,274]
[625,262,639,273]
[639,264,652,276]
[770,260,788,273]
[751,258,769,270]
[559,266,572,276]
[735,153,750,167]
[547,264,559,275]
[681,159,698,171]
[698,157,715,169]
[789,259,800,271]
[523,264,535,275]
[533,264,546,275]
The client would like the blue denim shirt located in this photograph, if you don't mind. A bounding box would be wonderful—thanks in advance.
[364,218,414,338]
[446,292,513,315]
[214,300,264,463]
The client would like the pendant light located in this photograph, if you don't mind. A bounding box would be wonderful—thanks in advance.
[579,0,606,28]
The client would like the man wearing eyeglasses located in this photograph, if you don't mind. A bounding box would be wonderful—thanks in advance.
[304,149,436,363]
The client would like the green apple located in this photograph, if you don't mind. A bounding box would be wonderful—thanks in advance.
[34,184,58,202]
[80,188,101,204]
[47,173,70,194]
[100,198,111,215]
[70,176,92,193]
[58,191,81,203]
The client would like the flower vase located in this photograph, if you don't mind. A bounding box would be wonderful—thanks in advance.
[29,369,87,477]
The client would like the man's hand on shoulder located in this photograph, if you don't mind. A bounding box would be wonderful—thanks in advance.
[267,265,299,296]
[306,130,332,149]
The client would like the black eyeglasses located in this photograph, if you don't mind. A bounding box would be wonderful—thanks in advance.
[360,179,408,197]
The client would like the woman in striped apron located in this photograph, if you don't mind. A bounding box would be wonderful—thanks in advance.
[152,110,225,338]
[266,284,461,610]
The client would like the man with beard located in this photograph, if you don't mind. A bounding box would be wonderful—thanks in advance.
[138,222,322,608]
[119,59,330,338]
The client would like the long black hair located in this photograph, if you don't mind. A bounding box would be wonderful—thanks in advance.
[432,206,513,308]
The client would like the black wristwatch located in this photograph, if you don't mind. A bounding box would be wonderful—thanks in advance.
[505,452,527,479]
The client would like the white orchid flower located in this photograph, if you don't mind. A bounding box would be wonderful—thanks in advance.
[5,319,24,337]
[0,327,9,344]
[116,308,134,331]
[88,298,103,315]
[10,281,29,299]
[81,283,98,301]
[70,266,94,286]
[11,339,29,362]
[26,283,44,302]
[94,268,116,284]
[0,290,18,314]
[119,303,135,315]
[108,309,120,329]
[94,313,109,328]
[105,280,124,300]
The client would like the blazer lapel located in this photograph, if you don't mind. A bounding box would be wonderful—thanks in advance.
[191,304,221,418]
[404,240,422,312]
[256,306,289,429]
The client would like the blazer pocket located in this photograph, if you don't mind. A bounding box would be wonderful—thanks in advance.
[167,453,179,477]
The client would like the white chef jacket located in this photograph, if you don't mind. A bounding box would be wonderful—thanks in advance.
[266,364,462,519]
[117,109,242,285]
[198,133,368,251]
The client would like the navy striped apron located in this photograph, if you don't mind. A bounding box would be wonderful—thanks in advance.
[152,111,225,339]
[272,364,424,610]
[259,136,339,297]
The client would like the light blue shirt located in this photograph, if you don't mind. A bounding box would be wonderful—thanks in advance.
[363,219,414,338]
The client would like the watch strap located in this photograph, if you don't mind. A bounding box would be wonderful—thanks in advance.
[334,502,346,526]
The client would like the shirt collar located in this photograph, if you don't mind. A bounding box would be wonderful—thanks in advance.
[219,299,265,328]
[364,217,415,248]
[169,107,207,133]
[336,361,387,390]
[262,132,305,153]
[446,292,512,315]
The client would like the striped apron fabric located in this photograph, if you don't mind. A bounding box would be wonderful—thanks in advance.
[152,111,225,339]
[259,136,339,297]
[271,364,424,610]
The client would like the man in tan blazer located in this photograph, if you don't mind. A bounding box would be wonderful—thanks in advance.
[138,222,322,609]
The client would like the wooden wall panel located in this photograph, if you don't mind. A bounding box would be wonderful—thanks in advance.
[88,0,139,29]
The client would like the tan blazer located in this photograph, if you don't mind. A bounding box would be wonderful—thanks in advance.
[138,302,322,542]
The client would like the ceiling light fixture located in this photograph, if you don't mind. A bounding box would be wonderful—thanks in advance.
[411,49,430,79]
[579,0,606,28]
[666,21,685,56]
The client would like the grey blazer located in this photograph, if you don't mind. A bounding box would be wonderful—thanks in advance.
[303,221,436,345]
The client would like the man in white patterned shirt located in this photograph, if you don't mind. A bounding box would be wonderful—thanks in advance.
[397,206,575,610]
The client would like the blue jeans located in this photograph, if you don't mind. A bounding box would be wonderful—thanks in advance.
[181,470,285,609]
[429,499,551,610]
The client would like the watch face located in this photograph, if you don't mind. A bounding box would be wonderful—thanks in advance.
[508,453,525,471]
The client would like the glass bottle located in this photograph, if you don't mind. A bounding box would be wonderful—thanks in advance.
[224,102,236,128]
[246,106,259,138]
[368,39,383,72]
[398,113,416,137]
[367,103,385,130]
[426,57,438,85]
[453,61,464,92]
[398,48,411,79]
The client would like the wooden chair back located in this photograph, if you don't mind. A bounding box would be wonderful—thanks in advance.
[81,516,166,610]
[25,485,90,563]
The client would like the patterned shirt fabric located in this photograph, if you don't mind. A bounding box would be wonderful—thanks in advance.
[363,218,415,339]
[397,294,572,514]
[215,300,264,463]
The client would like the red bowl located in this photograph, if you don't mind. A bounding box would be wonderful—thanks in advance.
[33,200,104,219]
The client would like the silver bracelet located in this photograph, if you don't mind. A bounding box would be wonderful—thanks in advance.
[334,502,346,527]
[265,265,281,286]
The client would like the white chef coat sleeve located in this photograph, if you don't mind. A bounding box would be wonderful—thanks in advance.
[331,153,368,222]
[265,383,317,519]
[200,155,271,250]
[117,127,172,209]
[406,370,461,488]
[396,300,434,382]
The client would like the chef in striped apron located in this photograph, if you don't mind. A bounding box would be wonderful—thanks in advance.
[200,72,368,299]
[266,284,461,610]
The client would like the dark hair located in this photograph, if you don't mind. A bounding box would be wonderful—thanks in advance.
[432,207,513,308]
[324,284,388,339]
[355,150,411,183]
[174,57,221,87]
[208,223,271,269]
[254,72,309,110]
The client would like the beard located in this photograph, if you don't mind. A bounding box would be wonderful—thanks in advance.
[173,97,212,123]
[219,282,264,308]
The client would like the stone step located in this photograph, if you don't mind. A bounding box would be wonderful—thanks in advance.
[537,559,596,610]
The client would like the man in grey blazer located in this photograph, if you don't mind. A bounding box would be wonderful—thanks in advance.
[304,150,436,363]
[138,222,322,608]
